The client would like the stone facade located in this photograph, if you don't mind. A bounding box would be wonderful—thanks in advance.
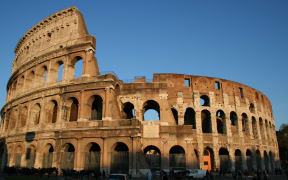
[0,6,280,176]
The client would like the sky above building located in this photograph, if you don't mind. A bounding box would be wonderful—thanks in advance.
[0,0,287,130]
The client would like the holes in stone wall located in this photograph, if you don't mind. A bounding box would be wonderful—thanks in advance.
[239,88,244,98]
[200,95,210,106]
[241,113,249,133]
[184,108,196,128]
[202,110,212,133]
[123,102,135,119]
[143,100,160,121]
[184,78,190,87]
[74,56,83,78]
[69,98,79,122]
[31,103,41,125]
[171,108,178,125]
[249,103,255,113]
[215,81,221,90]
[91,95,103,120]
[57,61,64,82]
[252,116,258,139]
[216,110,226,134]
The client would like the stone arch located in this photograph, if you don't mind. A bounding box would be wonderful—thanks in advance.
[249,103,255,113]
[265,120,269,141]
[200,95,210,106]
[235,149,243,171]
[264,151,269,171]
[246,149,253,171]
[19,106,28,127]
[26,70,35,89]
[144,145,161,169]
[31,103,41,125]
[67,97,79,122]
[259,118,265,140]
[14,145,23,168]
[39,65,48,85]
[201,110,212,133]
[84,142,101,171]
[61,143,75,170]
[216,110,226,134]
[57,61,64,82]
[252,116,258,139]
[241,113,249,135]
[219,147,231,171]
[184,107,196,128]
[255,150,262,171]
[169,145,186,169]
[26,145,36,168]
[89,95,103,120]
[110,142,129,173]
[143,100,160,121]
[230,111,238,134]
[18,75,25,90]
[46,100,58,123]
[203,147,214,171]
[73,56,83,78]
[42,143,54,168]
[9,108,18,130]
[12,80,17,95]
[171,108,178,125]
[122,102,135,119]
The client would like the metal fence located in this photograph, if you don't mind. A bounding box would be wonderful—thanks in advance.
[84,152,101,171]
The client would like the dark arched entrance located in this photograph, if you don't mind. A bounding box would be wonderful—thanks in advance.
[169,146,186,169]
[144,145,161,169]
[61,143,75,170]
[110,142,129,173]
[85,143,101,171]
[219,148,231,172]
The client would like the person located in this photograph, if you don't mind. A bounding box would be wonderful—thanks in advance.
[147,170,152,180]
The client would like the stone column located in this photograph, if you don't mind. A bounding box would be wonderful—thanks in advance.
[104,87,112,120]
[34,152,42,168]
[161,139,169,170]
[83,48,99,77]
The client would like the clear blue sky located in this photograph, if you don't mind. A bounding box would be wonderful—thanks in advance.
[0,1,287,130]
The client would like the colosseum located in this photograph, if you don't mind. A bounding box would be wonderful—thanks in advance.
[0,6,280,176]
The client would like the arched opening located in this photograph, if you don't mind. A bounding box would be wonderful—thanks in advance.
[91,95,103,120]
[230,111,238,135]
[69,98,78,122]
[259,118,265,140]
[203,147,214,171]
[123,102,135,119]
[246,149,253,172]
[216,110,226,134]
[42,144,54,168]
[235,149,243,171]
[20,106,28,127]
[241,113,249,135]
[47,100,58,123]
[0,143,7,170]
[201,110,212,133]
[26,71,35,89]
[269,151,275,171]
[31,103,41,125]
[18,76,25,89]
[26,146,36,168]
[256,150,262,171]
[110,142,129,173]
[200,95,210,106]
[42,66,48,84]
[57,61,64,82]
[85,143,101,171]
[265,120,269,141]
[61,143,75,170]
[9,109,17,130]
[169,145,186,169]
[249,103,255,113]
[219,148,231,172]
[264,151,269,171]
[193,149,200,169]
[252,117,258,139]
[15,146,22,168]
[74,56,83,78]
[144,145,161,169]
[171,108,178,125]
[184,108,196,128]
[143,100,160,121]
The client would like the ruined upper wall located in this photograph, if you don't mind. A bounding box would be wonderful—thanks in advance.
[12,6,89,73]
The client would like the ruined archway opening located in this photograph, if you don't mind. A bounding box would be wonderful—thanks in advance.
[143,100,160,121]
[230,111,238,134]
[91,95,103,120]
[111,142,129,174]
[61,143,75,170]
[216,110,226,134]
[219,148,231,172]
[74,56,83,78]
[235,149,243,171]
[259,118,265,140]
[249,103,255,113]
[241,113,249,135]
[200,95,210,106]
[31,103,41,125]
[184,107,196,129]
[57,61,64,82]
[20,106,28,127]
[264,151,270,171]
[201,110,212,133]
[169,145,186,169]
[171,108,178,125]
[246,149,253,172]
[69,98,79,122]
[85,142,101,171]
[42,144,54,168]
[144,145,161,169]
[203,147,214,171]
[252,117,258,139]
[256,150,262,171]
[123,102,135,119]
[26,146,36,168]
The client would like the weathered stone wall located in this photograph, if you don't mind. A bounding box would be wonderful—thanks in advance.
[0,6,279,176]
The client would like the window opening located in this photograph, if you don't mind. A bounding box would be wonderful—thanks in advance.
[184,79,190,87]
[200,95,210,106]
[215,81,221,90]
[239,88,244,98]
[57,61,64,82]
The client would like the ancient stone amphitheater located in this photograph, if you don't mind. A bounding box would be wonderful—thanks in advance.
[0,6,280,176]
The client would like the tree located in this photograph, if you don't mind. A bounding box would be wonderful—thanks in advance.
[277,123,288,168]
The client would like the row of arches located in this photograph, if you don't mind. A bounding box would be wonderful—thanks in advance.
[5,142,276,173]
[8,56,84,100]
